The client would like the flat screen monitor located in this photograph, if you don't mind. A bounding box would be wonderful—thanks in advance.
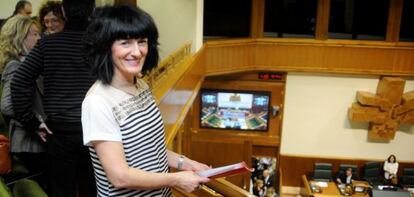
[200,89,270,131]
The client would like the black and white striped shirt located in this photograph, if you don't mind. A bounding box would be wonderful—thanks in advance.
[10,20,95,132]
[82,80,171,197]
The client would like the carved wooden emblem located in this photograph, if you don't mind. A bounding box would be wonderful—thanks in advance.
[348,77,414,140]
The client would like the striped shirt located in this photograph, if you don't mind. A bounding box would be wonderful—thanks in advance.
[82,80,171,197]
[10,20,95,132]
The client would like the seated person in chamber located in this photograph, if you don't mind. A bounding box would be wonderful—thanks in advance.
[383,154,399,185]
[336,167,355,185]
[82,5,210,196]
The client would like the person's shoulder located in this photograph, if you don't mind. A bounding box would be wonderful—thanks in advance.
[4,59,21,69]
[85,81,108,97]
[2,60,21,74]
[42,30,84,42]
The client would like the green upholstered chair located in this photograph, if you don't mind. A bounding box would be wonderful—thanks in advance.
[0,177,12,197]
[12,178,47,197]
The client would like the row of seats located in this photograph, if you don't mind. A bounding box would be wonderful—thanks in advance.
[312,162,414,188]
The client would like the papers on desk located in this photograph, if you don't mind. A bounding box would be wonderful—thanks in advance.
[314,181,328,188]
[378,185,398,191]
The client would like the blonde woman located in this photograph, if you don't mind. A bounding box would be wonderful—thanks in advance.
[0,15,46,174]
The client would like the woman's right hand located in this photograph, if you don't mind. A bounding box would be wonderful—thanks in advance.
[172,171,210,193]
[37,122,53,142]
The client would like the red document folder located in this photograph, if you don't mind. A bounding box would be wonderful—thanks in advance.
[197,161,254,179]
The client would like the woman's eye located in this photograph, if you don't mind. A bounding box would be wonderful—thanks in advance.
[138,39,148,46]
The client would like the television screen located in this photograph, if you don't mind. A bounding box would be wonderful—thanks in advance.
[200,89,270,131]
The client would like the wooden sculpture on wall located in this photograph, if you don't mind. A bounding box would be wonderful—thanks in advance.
[348,77,414,140]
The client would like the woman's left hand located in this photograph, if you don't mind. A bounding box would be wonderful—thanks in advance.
[182,159,211,172]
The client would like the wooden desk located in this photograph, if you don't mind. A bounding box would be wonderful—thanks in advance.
[302,175,370,197]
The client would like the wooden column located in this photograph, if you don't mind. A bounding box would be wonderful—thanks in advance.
[315,0,331,40]
[250,0,265,38]
[386,0,404,42]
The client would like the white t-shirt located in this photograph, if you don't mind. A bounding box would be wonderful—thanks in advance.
[82,80,171,197]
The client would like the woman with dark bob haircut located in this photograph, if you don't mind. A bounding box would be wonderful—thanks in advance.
[82,5,210,197]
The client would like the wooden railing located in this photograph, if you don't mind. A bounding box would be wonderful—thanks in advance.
[145,42,192,96]
[146,43,204,146]
[204,38,414,77]
[172,178,255,197]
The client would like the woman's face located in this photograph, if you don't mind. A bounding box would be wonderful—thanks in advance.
[111,38,148,82]
[24,24,41,51]
[43,11,65,34]
[390,156,395,162]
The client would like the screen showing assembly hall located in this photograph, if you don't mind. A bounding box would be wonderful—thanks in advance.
[200,89,270,131]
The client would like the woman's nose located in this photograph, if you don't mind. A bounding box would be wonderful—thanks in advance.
[130,43,142,57]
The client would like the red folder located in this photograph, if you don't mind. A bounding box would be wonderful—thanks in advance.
[197,161,254,179]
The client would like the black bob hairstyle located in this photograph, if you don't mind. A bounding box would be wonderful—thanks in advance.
[84,5,159,85]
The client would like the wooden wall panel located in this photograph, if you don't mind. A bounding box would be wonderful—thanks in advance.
[322,47,395,72]
[186,136,252,189]
[255,44,325,69]
[205,41,256,75]
[204,39,414,76]
[394,49,414,72]
[279,154,414,187]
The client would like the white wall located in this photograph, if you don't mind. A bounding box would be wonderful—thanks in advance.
[138,0,200,59]
[0,0,43,18]
[281,73,414,161]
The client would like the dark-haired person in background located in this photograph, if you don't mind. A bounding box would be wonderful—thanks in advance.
[13,0,32,17]
[10,0,96,196]
[82,5,210,196]
[38,1,65,35]
[0,0,32,30]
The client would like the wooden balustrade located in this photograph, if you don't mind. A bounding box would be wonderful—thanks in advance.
[204,38,414,76]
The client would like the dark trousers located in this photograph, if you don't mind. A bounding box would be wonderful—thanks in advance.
[46,122,96,197]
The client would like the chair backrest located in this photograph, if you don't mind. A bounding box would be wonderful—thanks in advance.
[403,168,414,176]
[314,163,333,170]
[363,162,381,177]
[365,162,381,169]
[313,163,332,182]
[313,169,332,182]
[402,176,414,185]
[363,162,384,186]
[402,168,414,187]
